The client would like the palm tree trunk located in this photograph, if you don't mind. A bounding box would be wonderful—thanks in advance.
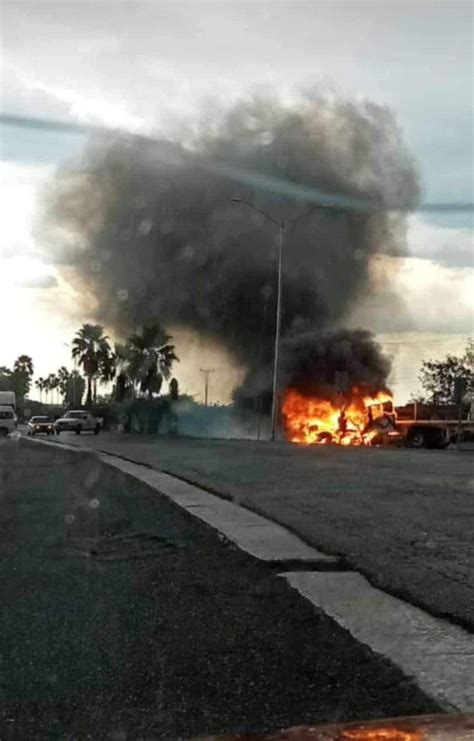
[86,376,93,406]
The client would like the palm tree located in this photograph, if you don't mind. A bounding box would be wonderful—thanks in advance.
[13,355,34,398]
[71,324,114,406]
[0,366,13,393]
[57,366,70,402]
[48,373,60,404]
[96,350,116,401]
[42,376,51,404]
[35,377,46,402]
[14,355,34,376]
[113,343,133,401]
[169,377,179,400]
[126,324,178,399]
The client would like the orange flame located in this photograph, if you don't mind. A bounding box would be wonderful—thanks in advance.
[282,387,393,446]
[342,728,421,740]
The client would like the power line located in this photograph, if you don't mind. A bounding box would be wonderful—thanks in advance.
[381,338,470,347]
[1,112,473,214]
[389,379,421,384]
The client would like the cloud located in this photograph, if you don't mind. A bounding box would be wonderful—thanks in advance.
[1,5,243,137]
[378,330,470,403]
[407,215,473,268]
[395,257,473,333]
[20,274,58,289]
[348,254,474,334]
[1,66,72,123]
[0,161,54,260]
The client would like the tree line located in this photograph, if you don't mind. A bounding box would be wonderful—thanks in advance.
[70,322,179,406]
[0,355,35,399]
[413,338,473,405]
[1,321,179,409]
[1,330,471,410]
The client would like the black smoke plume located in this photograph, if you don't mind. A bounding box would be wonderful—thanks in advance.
[41,91,419,403]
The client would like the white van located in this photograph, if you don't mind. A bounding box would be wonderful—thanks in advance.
[0,391,16,410]
[0,405,17,437]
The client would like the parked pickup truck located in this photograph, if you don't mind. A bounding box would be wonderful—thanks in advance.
[54,410,101,435]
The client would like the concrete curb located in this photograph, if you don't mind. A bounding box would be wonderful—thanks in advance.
[283,571,474,714]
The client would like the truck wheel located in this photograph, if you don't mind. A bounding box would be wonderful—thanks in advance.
[75,425,81,435]
[408,427,445,449]
[316,431,334,445]
[429,429,449,449]
[407,429,426,448]
[56,429,60,435]
[94,424,100,435]
[0,427,8,437]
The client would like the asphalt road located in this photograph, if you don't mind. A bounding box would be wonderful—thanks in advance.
[0,440,439,739]
[49,430,474,629]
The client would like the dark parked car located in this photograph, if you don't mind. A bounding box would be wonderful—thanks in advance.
[27,416,55,436]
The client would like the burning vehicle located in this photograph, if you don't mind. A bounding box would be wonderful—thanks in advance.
[281,387,474,450]
[282,387,396,447]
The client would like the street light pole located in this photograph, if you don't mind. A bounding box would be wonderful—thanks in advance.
[231,199,323,441]
[231,198,283,441]
[270,220,284,441]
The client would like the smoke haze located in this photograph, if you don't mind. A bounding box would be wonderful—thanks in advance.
[40,91,420,402]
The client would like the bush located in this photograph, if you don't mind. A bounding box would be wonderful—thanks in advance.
[89,401,124,430]
[123,397,172,434]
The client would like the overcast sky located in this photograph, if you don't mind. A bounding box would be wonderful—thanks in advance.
[1,0,472,402]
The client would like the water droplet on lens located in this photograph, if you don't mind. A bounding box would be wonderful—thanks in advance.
[259,131,274,145]
[84,467,100,490]
[138,219,153,236]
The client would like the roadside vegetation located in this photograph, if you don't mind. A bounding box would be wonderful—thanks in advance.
[1,331,472,436]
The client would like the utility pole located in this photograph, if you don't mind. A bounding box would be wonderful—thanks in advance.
[200,368,215,406]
